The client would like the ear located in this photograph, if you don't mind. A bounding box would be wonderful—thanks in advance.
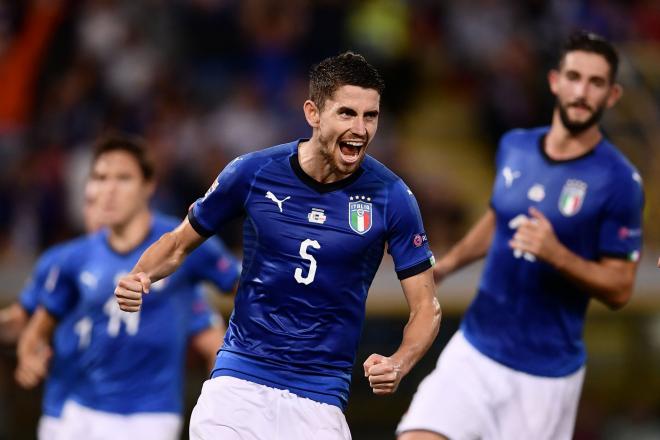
[144,179,157,199]
[606,83,623,108]
[303,100,320,128]
[548,69,559,95]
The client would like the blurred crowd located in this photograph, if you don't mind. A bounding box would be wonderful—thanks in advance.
[0,0,658,258]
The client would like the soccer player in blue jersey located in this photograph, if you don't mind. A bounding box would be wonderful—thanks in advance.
[115,52,441,439]
[1,180,102,439]
[397,31,644,440]
[16,136,240,440]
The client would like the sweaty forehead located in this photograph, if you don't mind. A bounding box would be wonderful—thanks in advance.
[561,51,611,79]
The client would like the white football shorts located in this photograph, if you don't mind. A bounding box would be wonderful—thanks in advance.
[37,415,60,440]
[190,376,352,440]
[397,331,585,440]
[56,400,182,440]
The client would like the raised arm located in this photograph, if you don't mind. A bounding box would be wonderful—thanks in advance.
[115,217,206,312]
[15,307,56,389]
[434,208,495,283]
[363,268,440,395]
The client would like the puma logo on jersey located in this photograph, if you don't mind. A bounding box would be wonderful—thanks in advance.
[502,167,521,188]
[265,191,290,212]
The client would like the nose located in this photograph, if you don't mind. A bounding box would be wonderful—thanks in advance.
[352,117,367,137]
[573,80,588,99]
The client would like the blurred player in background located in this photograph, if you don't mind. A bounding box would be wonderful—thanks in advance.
[0,179,102,439]
[0,181,101,346]
[16,136,240,440]
[115,51,441,439]
[5,177,226,440]
[397,31,644,440]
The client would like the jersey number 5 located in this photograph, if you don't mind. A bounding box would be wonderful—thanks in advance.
[294,239,321,285]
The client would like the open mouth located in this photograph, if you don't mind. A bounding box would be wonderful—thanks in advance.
[339,140,365,164]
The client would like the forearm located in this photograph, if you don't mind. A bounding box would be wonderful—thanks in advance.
[20,307,56,348]
[15,307,56,388]
[133,221,203,282]
[0,303,29,345]
[436,209,495,278]
[132,232,185,282]
[391,295,441,377]
[550,246,635,309]
[191,324,224,373]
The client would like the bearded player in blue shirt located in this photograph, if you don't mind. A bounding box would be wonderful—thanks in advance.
[115,52,441,439]
[398,32,644,440]
[16,137,240,440]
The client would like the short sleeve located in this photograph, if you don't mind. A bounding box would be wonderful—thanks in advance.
[385,180,434,280]
[188,156,254,237]
[41,248,81,319]
[598,170,644,261]
[489,129,518,208]
[186,236,241,293]
[187,286,223,337]
[18,245,67,314]
[18,258,52,314]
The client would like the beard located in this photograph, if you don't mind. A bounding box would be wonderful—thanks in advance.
[557,98,606,135]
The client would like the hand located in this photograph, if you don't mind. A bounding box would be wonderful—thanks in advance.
[15,336,52,389]
[509,207,562,264]
[363,354,403,395]
[114,272,151,312]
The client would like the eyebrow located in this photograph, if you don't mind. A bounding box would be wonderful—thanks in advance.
[337,106,357,116]
[337,106,379,117]
[566,69,608,83]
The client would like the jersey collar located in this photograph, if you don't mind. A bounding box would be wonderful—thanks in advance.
[539,133,601,165]
[289,141,364,194]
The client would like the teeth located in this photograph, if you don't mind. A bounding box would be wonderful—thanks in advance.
[344,141,363,147]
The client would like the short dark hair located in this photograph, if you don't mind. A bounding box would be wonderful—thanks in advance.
[91,134,155,181]
[559,30,619,81]
[309,51,385,110]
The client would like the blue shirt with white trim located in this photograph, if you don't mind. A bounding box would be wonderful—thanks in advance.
[189,140,434,410]
[462,126,644,377]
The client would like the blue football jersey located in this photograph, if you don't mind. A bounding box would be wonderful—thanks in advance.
[42,213,240,415]
[189,140,434,410]
[462,127,644,377]
[19,241,89,418]
[19,244,67,315]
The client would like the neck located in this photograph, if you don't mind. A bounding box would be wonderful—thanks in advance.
[298,139,349,184]
[545,111,602,160]
[107,209,152,254]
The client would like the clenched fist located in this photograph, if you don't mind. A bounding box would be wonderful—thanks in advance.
[114,272,151,312]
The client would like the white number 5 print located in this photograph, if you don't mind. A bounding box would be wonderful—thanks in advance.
[294,239,321,285]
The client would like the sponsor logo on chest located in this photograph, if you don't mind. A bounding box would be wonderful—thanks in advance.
[349,195,373,234]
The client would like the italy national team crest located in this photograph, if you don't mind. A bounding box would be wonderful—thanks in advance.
[558,179,587,217]
[349,196,372,234]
